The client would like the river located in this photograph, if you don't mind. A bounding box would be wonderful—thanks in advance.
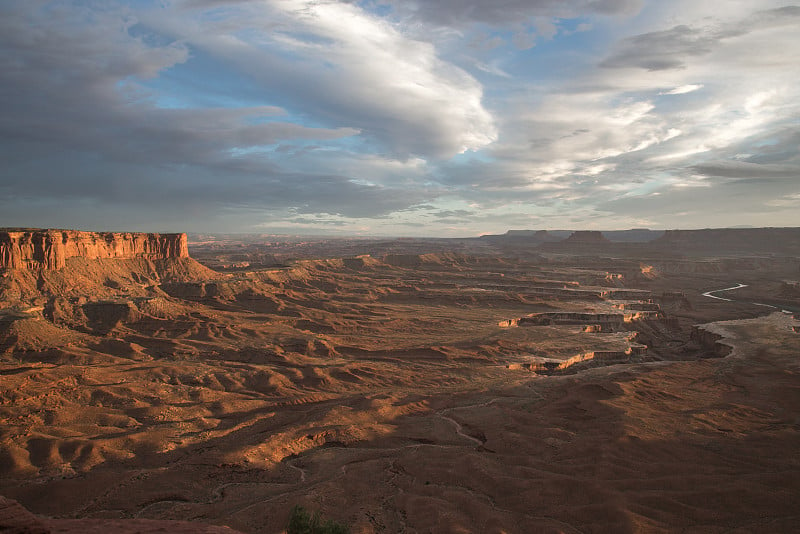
[701,283,799,313]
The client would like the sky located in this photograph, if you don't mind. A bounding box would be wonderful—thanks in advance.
[1,0,799,236]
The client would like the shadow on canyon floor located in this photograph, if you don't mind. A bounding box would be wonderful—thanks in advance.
[4,315,800,533]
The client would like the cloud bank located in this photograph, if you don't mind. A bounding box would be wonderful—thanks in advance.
[0,0,797,234]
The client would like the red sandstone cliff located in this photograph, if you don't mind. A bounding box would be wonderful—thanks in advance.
[0,229,188,270]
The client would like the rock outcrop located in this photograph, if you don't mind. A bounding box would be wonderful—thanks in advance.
[0,494,50,534]
[0,495,244,534]
[499,312,626,328]
[780,281,800,298]
[0,229,188,270]
[500,308,665,331]
[690,325,734,357]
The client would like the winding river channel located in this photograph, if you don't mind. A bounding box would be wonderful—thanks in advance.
[701,283,799,313]
[701,283,748,301]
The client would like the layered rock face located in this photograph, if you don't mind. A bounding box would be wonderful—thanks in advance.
[0,229,188,270]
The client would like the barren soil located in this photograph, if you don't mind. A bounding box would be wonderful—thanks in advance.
[1,244,799,533]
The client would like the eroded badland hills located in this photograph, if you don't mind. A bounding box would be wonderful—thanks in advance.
[1,227,799,533]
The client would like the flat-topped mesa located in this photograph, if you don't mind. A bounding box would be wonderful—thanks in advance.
[650,227,800,255]
[563,230,611,244]
[0,229,189,270]
[539,230,614,253]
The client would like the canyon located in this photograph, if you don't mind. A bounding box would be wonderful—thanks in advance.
[0,228,799,533]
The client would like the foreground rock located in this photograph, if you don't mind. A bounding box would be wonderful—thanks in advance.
[0,495,243,533]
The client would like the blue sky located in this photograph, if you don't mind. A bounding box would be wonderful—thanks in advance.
[1,0,798,235]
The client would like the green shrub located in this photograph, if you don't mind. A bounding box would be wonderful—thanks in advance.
[286,504,349,534]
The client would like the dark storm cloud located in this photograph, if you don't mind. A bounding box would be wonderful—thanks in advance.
[0,1,436,227]
[430,210,475,218]
[0,141,430,220]
[748,5,800,26]
[287,216,348,226]
[601,5,800,70]
[434,160,532,189]
[691,161,799,179]
[743,129,800,165]
[600,25,723,70]
[0,2,353,162]
[378,0,641,27]
[597,173,800,226]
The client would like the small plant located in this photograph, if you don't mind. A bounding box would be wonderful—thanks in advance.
[286,504,349,534]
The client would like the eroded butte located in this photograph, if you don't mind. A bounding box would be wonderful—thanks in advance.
[1,228,799,533]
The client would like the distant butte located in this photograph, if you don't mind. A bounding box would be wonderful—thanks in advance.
[0,229,188,270]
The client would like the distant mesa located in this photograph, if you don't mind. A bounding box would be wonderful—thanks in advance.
[0,229,188,270]
[479,227,800,256]
[563,230,611,244]
[482,228,665,244]
[650,228,800,255]
[538,230,613,253]
[504,230,561,241]
[480,229,565,245]
[600,229,664,242]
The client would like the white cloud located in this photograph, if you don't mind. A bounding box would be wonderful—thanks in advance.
[161,0,498,158]
[1,0,798,233]
[765,193,800,208]
[381,0,643,27]
[659,84,703,95]
[448,0,800,226]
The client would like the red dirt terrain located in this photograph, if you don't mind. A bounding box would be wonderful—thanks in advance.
[1,229,799,533]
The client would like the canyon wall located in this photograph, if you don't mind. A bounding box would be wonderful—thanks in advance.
[0,229,188,270]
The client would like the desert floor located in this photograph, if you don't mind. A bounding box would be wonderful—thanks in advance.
[1,248,799,533]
